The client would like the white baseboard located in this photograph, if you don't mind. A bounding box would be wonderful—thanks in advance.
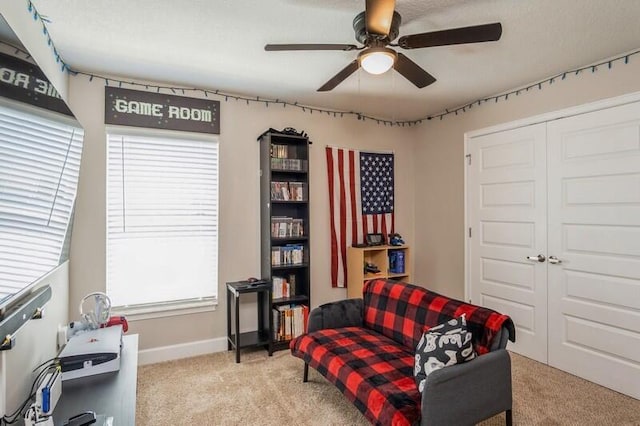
[137,337,228,366]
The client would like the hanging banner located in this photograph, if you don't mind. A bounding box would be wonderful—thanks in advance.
[0,52,73,116]
[105,87,220,134]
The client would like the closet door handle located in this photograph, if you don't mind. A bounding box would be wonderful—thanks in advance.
[526,254,546,262]
[549,256,562,264]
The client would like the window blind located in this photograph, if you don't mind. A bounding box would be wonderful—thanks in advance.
[0,104,83,299]
[106,132,218,308]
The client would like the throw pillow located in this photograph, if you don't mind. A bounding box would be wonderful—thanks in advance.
[414,315,476,393]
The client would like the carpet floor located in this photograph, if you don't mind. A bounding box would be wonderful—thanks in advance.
[136,348,640,425]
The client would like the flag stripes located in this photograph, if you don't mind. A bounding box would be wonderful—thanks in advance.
[326,147,394,288]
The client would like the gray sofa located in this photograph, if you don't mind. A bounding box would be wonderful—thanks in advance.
[290,279,515,426]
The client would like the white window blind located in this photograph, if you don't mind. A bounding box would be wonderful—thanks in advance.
[106,131,218,308]
[0,103,83,299]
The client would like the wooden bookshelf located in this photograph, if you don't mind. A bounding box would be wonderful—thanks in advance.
[346,245,410,299]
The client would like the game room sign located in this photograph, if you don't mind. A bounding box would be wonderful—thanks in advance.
[105,87,220,134]
[0,52,73,116]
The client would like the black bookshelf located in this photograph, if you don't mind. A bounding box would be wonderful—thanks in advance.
[258,131,310,351]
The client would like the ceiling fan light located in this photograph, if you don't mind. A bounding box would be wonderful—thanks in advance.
[359,47,396,75]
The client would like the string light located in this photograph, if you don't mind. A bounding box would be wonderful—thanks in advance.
[424,49,639,122]
[12,0,640,126]
[24,0,71,76]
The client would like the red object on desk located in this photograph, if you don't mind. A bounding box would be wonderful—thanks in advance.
[102,315,129,333]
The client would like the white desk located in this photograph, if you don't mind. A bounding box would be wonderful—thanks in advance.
[52,334,138,425]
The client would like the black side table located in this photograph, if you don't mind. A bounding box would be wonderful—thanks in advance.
[226,280,272,363]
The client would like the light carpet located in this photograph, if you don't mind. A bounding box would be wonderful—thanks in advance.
[136,348,640,425]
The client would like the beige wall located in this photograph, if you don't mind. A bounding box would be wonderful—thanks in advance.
[67,74,417,350]
[413,57,640,300]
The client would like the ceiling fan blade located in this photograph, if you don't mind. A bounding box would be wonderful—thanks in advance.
[398,22,502,49]
[394,53,436,88]
[265,44,359,51]
[318,60,359,92]
[365,0,396,36]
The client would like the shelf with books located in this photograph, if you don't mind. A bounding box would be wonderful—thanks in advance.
[271,244,306,267]
[270,181,307,202]
[270,216,305,239]
[271,236,308,243]
[271,263,309,270]
[272,294,309,306]
[272,304,309,346]
[270,200,308,205]
[270,167,308,175]
[259,130,311,353]
[270,158,308,172]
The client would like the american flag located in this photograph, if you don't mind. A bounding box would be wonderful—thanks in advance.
[326,147,395,288]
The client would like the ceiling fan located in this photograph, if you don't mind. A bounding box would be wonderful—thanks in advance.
[265,0,502,91]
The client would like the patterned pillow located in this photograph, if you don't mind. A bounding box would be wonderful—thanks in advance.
[414,315,477,393]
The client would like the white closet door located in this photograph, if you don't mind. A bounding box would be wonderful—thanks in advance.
[547,101,640,399]
[468,123,548,362]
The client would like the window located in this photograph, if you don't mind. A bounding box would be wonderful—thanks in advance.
[106,130,218,310]
[0,101,83,299]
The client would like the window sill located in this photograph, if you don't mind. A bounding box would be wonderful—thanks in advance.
[112,298,217,321]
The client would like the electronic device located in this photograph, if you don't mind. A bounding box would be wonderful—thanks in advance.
[58,325,123,381]
[61,293,127,347]
[62,411,97,426]
[366,233,385,246]
[37,370,61,416]
[24,370,61,426]
[388,233,405,246]
[79,292,111,328]
[364,262,381,274]
[233,278,269,289]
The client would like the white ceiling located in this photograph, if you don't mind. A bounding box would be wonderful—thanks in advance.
[21,0,640,121]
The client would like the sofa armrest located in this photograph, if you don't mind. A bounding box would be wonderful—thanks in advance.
[421,349,512,426]
[490,325,514,351]
[307,298,363,332]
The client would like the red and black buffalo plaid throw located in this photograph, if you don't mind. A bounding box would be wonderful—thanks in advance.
[363,279,515,354]
[290,279,514,425]
[291,326,420,425]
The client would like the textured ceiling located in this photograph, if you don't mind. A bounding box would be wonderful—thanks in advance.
[15,0,640,120]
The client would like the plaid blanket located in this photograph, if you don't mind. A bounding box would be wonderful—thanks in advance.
[290,326,420,426]
[363,279,515,354]
[290,279,515,425]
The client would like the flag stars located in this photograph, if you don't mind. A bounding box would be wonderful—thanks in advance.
[359,152,394,215]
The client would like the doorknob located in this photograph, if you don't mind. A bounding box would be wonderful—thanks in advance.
[549,256,562,264]
[526,254,546,262]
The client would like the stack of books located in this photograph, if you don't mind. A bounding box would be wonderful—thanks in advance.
[272,275,296,299]
[272,304,309,341]
[270,181,306,201]
[270,217,304,238]
[271,245,304,266]
[270,144,307,171]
